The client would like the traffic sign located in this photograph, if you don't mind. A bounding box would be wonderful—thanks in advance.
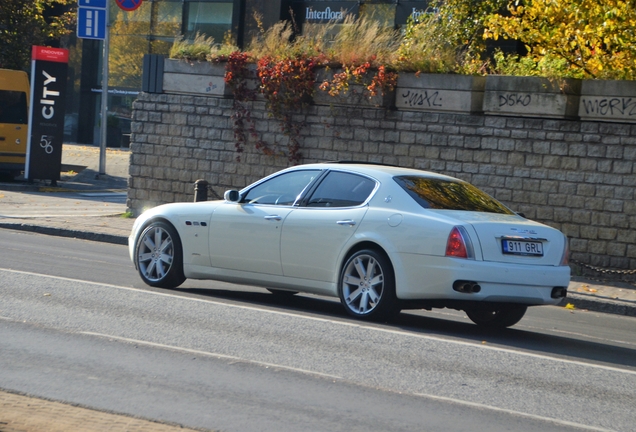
[116,0,143,11]
[79,0,107,7]
[77,7,107,40]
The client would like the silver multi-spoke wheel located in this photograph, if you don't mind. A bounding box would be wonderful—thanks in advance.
[339,249,398,320]
[135,221,185,288]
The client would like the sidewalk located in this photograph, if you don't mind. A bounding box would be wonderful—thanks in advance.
[0,143,634,430]
[0,144,133,244]
[0,389,204,432]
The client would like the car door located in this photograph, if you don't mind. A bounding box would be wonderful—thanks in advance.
[208,169,322,275]
[281,171,377,282]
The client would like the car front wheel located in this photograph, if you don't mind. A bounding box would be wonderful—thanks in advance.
[464,305,527,328]
[136,221,186,289]
[339,249,398,321]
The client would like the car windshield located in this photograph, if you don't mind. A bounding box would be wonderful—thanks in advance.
[394,176,514,214]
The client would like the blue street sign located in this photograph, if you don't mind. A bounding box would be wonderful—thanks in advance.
[77,7,107,40]
[79,0,107,8]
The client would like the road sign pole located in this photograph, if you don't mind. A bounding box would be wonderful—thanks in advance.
[99,2,109,176]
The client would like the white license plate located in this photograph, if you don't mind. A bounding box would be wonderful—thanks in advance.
[502,239,544,256]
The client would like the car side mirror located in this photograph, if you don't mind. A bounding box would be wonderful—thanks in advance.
[224,190,240,202]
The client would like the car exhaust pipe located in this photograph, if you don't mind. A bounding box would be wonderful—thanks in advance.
[551,287,567,299]
[453,280,481,294]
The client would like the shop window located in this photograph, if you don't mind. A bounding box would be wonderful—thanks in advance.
[359,3,396,27]
[185,1,233,42]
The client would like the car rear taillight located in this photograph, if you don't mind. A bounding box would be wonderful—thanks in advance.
[445,226,474,259]
[560,235,569,266]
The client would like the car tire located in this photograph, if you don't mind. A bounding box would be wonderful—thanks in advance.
[464,305,528,328]
[135,221,186,289]
[339,249,399,321]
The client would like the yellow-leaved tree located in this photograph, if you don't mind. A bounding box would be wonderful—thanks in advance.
[109,5,180,89]
[484,0,636,79]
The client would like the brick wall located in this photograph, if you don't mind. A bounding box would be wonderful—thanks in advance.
[129,92,636,272]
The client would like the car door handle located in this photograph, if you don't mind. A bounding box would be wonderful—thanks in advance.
[264,215,282,221]
[337,220,356,226]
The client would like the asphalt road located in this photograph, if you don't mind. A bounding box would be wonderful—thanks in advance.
[1,230,635,431]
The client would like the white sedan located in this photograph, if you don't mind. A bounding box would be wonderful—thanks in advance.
[129,163,570,328]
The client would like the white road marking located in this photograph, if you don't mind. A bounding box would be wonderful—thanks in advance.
[412,392,615,432]
[76,331,618,432]
[1,268,628,431]
[80,331,342,380]
[2,267,635,378]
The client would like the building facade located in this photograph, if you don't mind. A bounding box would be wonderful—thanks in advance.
[66,0,439,146]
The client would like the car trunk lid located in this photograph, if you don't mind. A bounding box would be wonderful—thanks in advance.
[436,211,565,266]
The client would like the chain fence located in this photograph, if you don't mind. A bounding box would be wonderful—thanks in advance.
[571,259,636,287]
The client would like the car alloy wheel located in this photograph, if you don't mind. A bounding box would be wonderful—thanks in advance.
[339,249,398,321]
[464,305,528,328]
[136,221,185,288]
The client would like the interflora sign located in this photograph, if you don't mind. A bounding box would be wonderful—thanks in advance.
[293,1,359,24]
[25,46,69,182]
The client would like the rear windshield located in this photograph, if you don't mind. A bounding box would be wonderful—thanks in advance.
[394,176,514,214]
[0,90,28,124]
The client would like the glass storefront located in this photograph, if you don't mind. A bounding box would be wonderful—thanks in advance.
[186,2,234,42]
[71,0,239,147]
[64,0,515,147]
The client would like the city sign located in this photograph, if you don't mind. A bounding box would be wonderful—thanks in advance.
[25,46,69,182]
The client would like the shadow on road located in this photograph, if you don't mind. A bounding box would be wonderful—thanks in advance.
[163,282,636,371]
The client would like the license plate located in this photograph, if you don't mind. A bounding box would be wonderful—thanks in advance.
[502,239,544,256]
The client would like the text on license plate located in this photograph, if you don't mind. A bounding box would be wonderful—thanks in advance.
[502,240,544,256]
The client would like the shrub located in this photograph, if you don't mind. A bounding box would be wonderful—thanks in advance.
[170,32,238,62]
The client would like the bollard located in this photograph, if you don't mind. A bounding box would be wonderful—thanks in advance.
[194,179,208,202]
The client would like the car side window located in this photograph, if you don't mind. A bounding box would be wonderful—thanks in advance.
[243,170,321,205]
[306,171,376,207]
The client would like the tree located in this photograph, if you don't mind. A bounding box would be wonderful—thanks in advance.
[0,0,76,71]
[109,4,179,89]
[484,0,636,79]
[397,0,508,74]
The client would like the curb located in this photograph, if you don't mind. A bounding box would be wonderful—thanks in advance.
[0,223,128,245]
[560,293,636,318]
[0,183,41,192]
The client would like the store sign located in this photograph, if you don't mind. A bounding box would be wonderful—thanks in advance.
[25,46,69,181]
[306,7,344,21]
[298,2,359,24]
[395,1,432,25]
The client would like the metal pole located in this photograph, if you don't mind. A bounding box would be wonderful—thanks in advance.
[99,1,110,176]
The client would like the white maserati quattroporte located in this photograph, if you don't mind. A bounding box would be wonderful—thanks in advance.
[129,163,570,327]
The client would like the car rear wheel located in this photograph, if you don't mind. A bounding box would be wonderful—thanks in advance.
[464,305,527,328]
[136,221,186,289]
[339,249,398,321]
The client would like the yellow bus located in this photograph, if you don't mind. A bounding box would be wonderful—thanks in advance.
[0,69,29,178]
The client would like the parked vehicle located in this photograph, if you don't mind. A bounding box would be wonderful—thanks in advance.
[129,163,570,328]
[0,69,29,177]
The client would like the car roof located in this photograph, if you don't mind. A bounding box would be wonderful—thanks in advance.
[293,162,461,182]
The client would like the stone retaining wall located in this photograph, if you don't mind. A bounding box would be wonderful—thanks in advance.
[128,91,636,272]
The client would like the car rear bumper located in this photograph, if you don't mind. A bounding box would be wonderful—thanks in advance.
[396,253,571,305]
